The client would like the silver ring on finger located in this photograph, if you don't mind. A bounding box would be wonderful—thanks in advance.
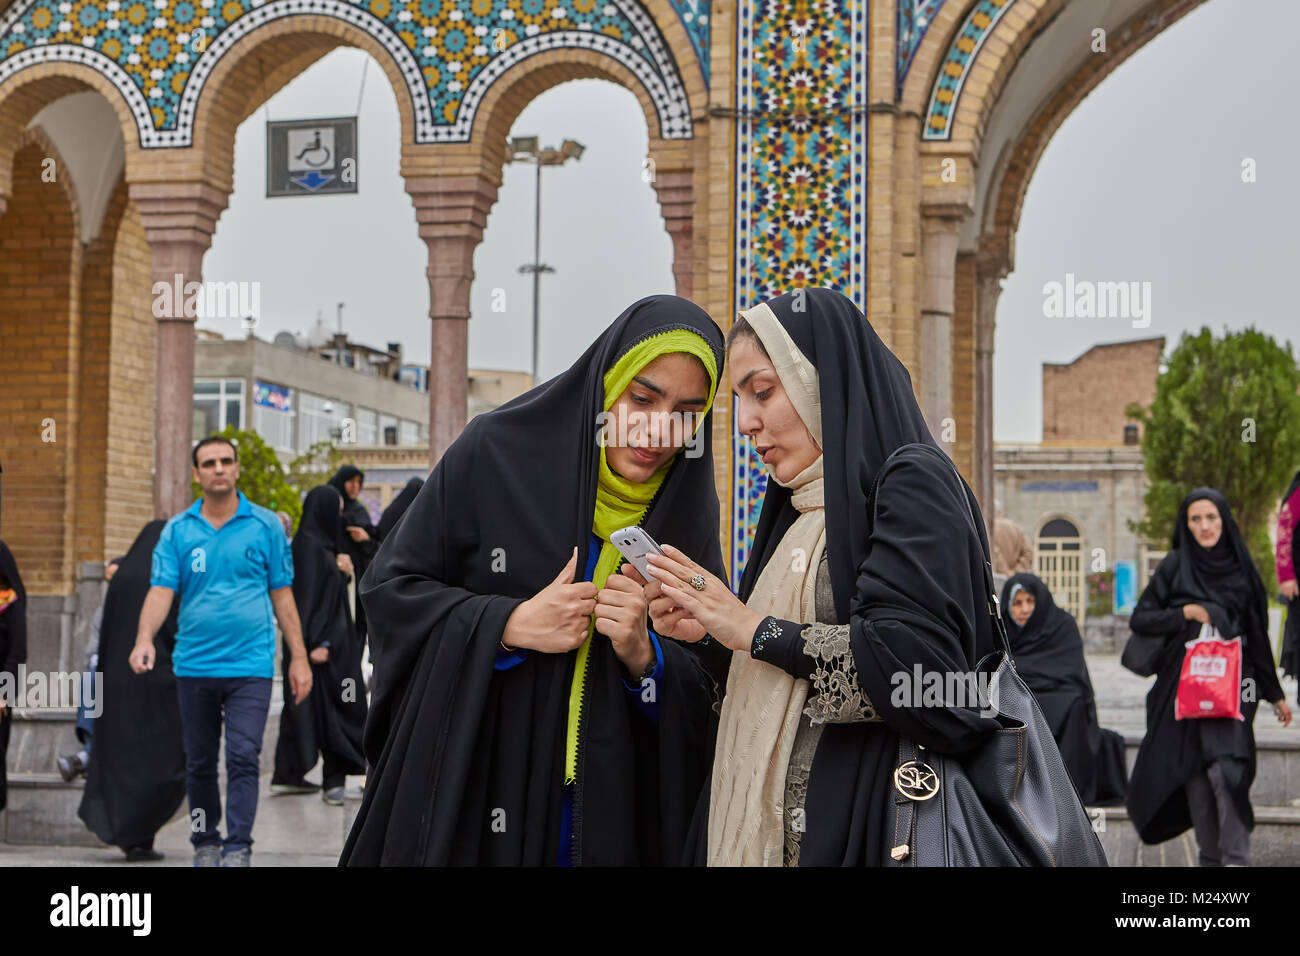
[690,573,706,592]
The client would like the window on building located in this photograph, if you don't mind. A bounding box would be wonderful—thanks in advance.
[379,414,398,446]
[399,420,420,446]
[355,407,378,445]
[298,392,347,453]
[252,381,294,452]
[193,378,244,439]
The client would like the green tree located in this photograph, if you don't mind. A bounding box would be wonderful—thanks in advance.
[1125,327,1300,589]
[287,439,351,502]
[190,426,303,531]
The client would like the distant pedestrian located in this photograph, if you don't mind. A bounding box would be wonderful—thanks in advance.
[329,466,377,646]
[375,477,423,543]
[78,522,184,862]
[1002,572,1127,805]
[1276,470,1300,702]
[1127,488,1292,866]
[130,435,312,867]
[271,485,367,805]
[992,500,1033,577]
[58,555,123,782]
[0,539,27,814]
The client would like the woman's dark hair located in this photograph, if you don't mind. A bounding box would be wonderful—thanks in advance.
[724,314,771,359]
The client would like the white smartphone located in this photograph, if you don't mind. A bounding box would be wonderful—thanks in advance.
[610,526,665,580]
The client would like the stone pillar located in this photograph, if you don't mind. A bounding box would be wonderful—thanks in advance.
[405,175,498,468]
[652,169,694,299]
[130,182,228,519]
[975,238,1010,537]
[919,207,965,442]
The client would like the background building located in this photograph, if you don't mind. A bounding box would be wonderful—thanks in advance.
[195,328,531,521]
[995,337,1164,633]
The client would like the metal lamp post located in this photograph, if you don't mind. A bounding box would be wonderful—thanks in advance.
[507,136,585,385]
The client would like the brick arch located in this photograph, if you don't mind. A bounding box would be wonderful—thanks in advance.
[186,16,420,193]
[976,0,1212,273]
[0,64,140,209]
[457,46,680,182]
[898,0,993,117]
[0,125,84,595]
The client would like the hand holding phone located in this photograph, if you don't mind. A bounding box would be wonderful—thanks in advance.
[610,526,664,581]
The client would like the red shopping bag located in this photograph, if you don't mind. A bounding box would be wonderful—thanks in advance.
[1174,624,1243,721]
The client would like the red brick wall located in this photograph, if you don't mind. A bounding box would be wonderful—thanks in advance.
[1042,338,1164,443]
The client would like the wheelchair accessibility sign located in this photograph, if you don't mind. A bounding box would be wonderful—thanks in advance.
[267,117,358,197]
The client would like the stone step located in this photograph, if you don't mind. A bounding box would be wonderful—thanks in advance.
[1092,804,1300,867]
[3,690,284,846]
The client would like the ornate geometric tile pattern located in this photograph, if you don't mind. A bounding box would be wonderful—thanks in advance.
[666,0,706,84]
[895,0,945,97]
[922,0,1015,140]
[0,0,694,146]
[729,0,866,588]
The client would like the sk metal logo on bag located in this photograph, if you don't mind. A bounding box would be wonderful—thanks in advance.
[894,760,940,801]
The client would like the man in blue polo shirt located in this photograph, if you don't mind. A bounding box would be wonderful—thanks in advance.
[130,435,313,867]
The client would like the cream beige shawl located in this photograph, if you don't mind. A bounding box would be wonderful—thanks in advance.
[708,302,825,866]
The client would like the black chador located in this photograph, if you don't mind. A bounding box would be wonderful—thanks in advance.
[376,477,424,543]
[1000,572,1127,806]
[273,485,367,791]
[341,295,727,866]
[77,521,186,850]
[1126,488,1285,845]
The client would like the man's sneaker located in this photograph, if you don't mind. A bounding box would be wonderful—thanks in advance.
[322,786,345,806]
[192,845,221,867]
[56,752,88,782]
[270,779,317,794]
[220,848,251,867]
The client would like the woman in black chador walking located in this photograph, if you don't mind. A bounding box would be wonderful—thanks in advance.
[272,485,367,804]
[77,520,185,860]
[1127,488,1292,866]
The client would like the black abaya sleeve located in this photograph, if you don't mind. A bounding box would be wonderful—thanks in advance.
[353,455,525,768]
[1129,556,1188,637]
[847,445,1004,755]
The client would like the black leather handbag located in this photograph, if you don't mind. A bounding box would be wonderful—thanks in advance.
[1120,630,1164,677]
[877,452,1109,867]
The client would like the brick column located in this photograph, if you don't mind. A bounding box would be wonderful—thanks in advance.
[919,206,965,443]
[975,238,1009,537]
[405,175,498,468]
[129,182,228,519]
[652,169,694,299]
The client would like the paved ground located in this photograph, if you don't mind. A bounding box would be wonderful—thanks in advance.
[2,651,1296,866]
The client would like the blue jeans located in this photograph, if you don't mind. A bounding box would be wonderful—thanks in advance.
[176,676,272,854]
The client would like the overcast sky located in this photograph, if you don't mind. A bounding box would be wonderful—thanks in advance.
[199,0,1300,443]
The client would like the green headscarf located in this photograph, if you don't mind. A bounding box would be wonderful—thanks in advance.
[564,328,719,784]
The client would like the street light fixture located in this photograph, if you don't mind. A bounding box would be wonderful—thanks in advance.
[507,135,585,384]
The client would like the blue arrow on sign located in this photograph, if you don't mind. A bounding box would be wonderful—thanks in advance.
[291,171,335,191]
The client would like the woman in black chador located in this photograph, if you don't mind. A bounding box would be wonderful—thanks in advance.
[77,521,185,860]
[341,295,727,866]
[1127,488,1292,866]
[640,288,1011,866]
[376,477,423,542]
[328,465,378,643]
[0,539,27,813]
[272,485,367,804]
[1001,572,1127,806]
